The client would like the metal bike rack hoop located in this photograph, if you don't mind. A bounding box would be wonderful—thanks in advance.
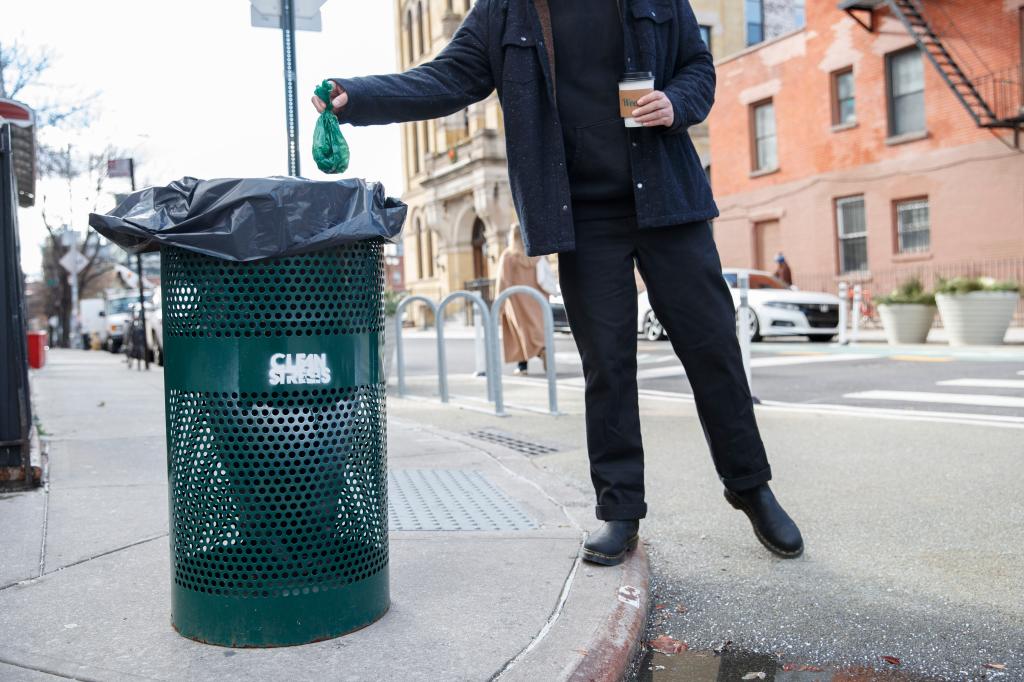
[394,295,440,398]
[488,285,559,417]
[437,291,495,404]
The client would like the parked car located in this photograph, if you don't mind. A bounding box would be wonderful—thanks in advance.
[102,289,154,353]
[548,294,573,333]
[636,268,842,342]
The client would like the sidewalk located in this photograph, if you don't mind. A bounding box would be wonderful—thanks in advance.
[0,351,648,681]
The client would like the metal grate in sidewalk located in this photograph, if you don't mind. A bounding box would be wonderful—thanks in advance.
[465,429,560,456]
[388,468,538,531]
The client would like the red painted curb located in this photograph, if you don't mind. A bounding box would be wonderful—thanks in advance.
[568,542,651,682]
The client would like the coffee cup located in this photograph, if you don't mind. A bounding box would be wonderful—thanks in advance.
[619,71,655,128]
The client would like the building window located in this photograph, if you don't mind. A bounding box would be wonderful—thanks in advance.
[895,198,930,253]
[414,219,424,279]
[746,0,764,46]
[425,230,436,278]
[699,25,712,52]
[411,123,420,174]
[836,196,868,274]
[751,100,777,172]
[406,10,415,66]
[887,48,926,136]
[832,68,855,126]
[417,1,426,56]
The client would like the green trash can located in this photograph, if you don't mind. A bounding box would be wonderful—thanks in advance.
[160,241,389,647]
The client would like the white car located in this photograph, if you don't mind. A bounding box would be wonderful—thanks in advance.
[637,268,842,343]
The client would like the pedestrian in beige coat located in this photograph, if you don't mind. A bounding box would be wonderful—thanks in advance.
[496,224,559,375]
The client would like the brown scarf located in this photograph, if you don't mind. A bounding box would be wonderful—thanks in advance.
[532,0,557,94]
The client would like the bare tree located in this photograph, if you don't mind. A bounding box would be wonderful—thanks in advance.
[38,146,125,347]
[0,39,97,174]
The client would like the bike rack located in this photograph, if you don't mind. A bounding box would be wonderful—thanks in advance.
[488,285,559,417]
[394,295,440,398]
[392,288,559,417]
[436,291,495,404]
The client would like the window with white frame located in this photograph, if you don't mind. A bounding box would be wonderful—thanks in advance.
[836,196,868,273]
[896,198,930,253]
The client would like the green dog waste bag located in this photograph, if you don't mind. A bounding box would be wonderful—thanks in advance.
[313,80,351,174]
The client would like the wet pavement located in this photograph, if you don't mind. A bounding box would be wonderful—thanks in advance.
[629,645,963,681]
[623,561,1017,682]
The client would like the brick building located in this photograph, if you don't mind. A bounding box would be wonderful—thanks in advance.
[708,0,1024,312]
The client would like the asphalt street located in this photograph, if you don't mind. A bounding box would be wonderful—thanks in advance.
[396,330,1024,423]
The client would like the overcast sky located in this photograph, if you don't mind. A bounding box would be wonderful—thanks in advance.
[5,0,403,275]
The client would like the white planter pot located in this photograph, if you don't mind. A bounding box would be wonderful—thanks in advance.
[877,303,936,345]
[383,314,397,386]
[935,291,1020,346]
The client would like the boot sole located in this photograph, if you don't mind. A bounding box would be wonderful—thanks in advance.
[724,490,804,559]
[581,534,639,566]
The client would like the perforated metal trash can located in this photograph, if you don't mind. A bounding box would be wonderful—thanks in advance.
[161,242,389,647]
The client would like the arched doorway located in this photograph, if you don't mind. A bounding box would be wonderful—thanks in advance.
[471,218,487,279]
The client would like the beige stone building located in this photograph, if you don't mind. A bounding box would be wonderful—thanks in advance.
[394,0,779,320]
[395,0,513,323]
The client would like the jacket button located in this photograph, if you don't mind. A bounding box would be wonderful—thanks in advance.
[637,183,644,189]
[520,36,527,41]
[632,142,638,148]
[562,205,569,211]
[651,10,656,17]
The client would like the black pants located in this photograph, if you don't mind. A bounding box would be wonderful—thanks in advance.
[558,216,772,521]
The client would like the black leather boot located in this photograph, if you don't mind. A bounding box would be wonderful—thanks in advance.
[724,483,804,558]
[582,520,640,566]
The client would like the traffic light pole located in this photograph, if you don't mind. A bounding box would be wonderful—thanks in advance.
[0,124,33,485]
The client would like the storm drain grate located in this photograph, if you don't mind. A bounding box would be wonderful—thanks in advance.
[466,429,560,457]
[388,469,538,531]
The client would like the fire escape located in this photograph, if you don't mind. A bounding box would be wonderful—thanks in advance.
[840,0,1024,146]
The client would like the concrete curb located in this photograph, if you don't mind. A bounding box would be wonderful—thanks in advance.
[568,543,651,682]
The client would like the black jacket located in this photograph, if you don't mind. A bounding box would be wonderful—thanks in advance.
[334,0,717,257]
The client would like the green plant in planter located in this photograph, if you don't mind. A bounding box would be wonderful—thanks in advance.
[936,277,1020,295]
[383,289,407,317]
[876,278,935,306]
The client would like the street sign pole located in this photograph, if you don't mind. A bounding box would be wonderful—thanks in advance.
[130,159,150,370]
[282,0,300,177]
[251,1,329,176]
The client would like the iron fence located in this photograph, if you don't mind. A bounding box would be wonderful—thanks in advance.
[796,257,1024,326]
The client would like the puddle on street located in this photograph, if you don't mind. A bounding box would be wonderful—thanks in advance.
[633,647,943,682]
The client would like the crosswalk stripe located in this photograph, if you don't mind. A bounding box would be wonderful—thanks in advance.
[844,390,1024,409]
[628,353,879,383]
[937,379,1024,389]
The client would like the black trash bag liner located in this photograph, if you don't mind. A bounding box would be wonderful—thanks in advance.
[89,176,407,262]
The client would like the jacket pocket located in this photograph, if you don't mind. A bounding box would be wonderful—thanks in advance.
[501,30,541,84]
[567,119,632,200]
[629,0,675,23]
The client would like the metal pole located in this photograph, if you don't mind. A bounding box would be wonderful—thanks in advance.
[474,314,488,380]
[0,123,33,479]
[837,282,849,345]
[851,284,863,345]
[282,0,300,177]
[68,231,81,350]
[130,160,149,370]
[737,271,753,393]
